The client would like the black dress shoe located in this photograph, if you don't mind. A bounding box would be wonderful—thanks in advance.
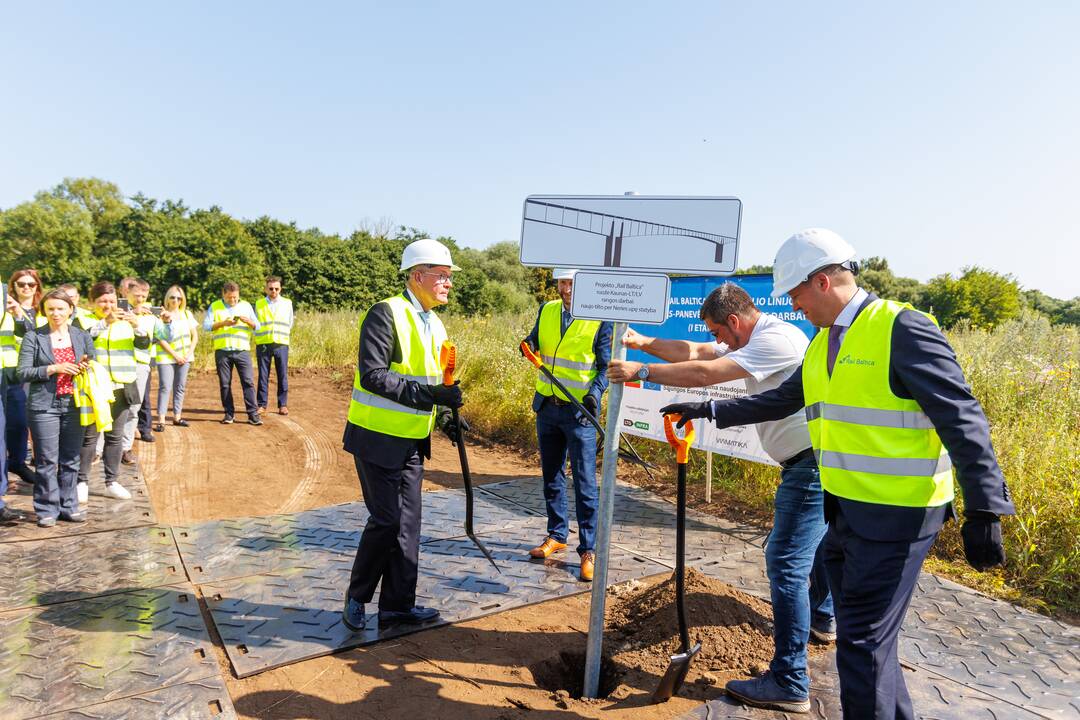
[139,432,156,443]
[13,466,36,483]
[378,606,440,625]
[0,507,22,522]
[342,598,366,631]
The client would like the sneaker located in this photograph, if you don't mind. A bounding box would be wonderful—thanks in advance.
[725,672,810,714]
[579,551,595,582]
[221,416,235,425]
[121,450,136,465]
[153,423,165,433]
[528,537,568,559]
[810,616,837,643]
[60,511,87,523]
[77,482,88,504]
[173,419,190,427]
[0,507,22,522]
[106,482,132,500]
[248,416,263,426]
[139,432,156,443]
[37,516,58,528]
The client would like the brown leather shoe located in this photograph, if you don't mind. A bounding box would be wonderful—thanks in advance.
[528,537,567,559]
[121,450,136,465]
[579,552,595,582]
[257,406,267,415]
[279,406,289,416]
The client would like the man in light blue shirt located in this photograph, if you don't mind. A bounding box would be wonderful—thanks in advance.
[204,282,262,425]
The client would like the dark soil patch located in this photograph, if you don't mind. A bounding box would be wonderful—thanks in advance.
[530,650,621,700]
[605,568,787,682]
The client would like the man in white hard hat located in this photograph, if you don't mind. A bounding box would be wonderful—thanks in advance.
[341,238,467,631]
[521,268,612,582]
[608,281,833,714]
[661,228,1014,718]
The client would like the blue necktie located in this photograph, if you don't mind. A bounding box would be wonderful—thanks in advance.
[561,310,572,336]
[827,324,843,376]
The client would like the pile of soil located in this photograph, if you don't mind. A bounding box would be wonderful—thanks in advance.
[605,568,777,682]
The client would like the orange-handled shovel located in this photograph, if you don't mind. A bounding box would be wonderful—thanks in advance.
[653,413,701,702]
[440,341,499,572]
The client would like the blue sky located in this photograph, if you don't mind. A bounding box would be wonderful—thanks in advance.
[2,2,1077,298]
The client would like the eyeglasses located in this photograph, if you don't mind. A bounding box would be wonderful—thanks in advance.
[15,281,37,288]
[420,272,453,285]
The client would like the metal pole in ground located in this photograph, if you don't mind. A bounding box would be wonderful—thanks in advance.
[583,321,628,698]
[705,450,713,503]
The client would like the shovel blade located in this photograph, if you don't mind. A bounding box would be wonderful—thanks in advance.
[651,643,701,703]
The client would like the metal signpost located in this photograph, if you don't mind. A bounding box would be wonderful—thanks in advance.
[519,194,741,699]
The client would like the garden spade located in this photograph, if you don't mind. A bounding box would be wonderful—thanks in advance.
[518,341,657,476]
[440,341,500,572]
[652,413,701,703]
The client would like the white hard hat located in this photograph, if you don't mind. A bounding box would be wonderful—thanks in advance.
[400,238,461,272]
[771,228,857,297]
[552,267,577,281]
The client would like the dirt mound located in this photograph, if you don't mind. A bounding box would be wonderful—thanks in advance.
[606,568,776,680]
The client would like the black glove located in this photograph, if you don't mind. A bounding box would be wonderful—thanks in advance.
[438,409,470,446]
[961,513,1006,571]
[658,401,713,428]
[582,394,598,418]
[430,381,463,409]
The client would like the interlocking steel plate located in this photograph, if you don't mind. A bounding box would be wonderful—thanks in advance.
[37,676,237,719]
[0,525,183,611]
[0,464,155,543]
[681,648,1051,719]
[0,585,221,719]
[200,524,668,677]
[173,490,544,585]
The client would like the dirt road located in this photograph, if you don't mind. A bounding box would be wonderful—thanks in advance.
[140,369,728,719]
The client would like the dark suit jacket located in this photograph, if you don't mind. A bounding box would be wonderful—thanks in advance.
[16,325,96,411]
[342,292,445,469]
[707,293,1016,541]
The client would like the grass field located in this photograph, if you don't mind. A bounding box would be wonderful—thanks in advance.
[193,307,1079,616]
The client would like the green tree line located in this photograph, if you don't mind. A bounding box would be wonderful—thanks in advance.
[2,177,1075,327]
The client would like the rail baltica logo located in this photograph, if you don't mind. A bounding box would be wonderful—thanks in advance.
[837,354,875,367]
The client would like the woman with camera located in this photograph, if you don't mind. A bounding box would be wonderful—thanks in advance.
[16,289,94,526]
[76,281,152,503]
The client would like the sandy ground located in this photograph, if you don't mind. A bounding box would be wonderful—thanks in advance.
[139,369,768,719]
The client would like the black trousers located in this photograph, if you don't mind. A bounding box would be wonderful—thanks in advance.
[347,451,423,612]
[214,350,258,419]
[824,506,936,720]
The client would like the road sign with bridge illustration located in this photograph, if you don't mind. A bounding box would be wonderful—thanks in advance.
[519,195,742,275]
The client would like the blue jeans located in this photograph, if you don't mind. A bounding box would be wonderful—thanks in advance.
[157,362,191,420]
[28,394,83,519]
[536,400,598,554]
[5,381,29,473]
[767,454,834,697]
[0,376,8,509]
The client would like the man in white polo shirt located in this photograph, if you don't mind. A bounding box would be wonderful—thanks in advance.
[608,282,833,714]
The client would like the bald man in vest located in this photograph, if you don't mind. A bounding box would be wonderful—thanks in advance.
[662,229,1014,719]
[341,238,467,631]
[522,268,613,582]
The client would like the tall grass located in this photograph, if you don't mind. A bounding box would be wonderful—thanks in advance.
[187,307,1080,614]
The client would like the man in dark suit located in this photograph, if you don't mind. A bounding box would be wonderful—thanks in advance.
[662,229,1015,719]
[341,238,466,631]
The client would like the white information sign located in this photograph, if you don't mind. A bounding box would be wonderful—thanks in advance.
[520,195,742,275]
[571,272,670,325]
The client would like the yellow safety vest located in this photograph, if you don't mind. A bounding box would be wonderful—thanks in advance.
[154,309,197,364]
[74,361,116,431]
[347,293,446,439]
[93,317,138,388]
[534,301,601,403]
[209,299,254,351]
[0,312,17,370]
[802,298,953,508]
[71,307,97,331]
[254,297,293,346]
[131,309,160,365]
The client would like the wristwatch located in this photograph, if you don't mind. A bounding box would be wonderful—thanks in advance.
[636,364,650,381]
